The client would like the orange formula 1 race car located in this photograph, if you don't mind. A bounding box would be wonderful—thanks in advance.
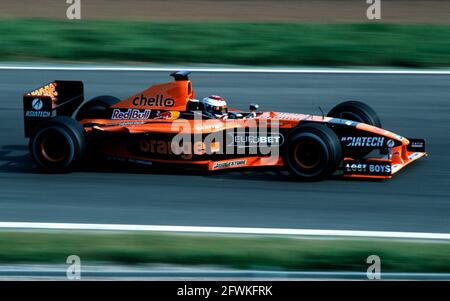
[23,71,427,180]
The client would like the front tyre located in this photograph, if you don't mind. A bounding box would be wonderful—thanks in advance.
[29,116,86,172]
[327,101,381,128]
[284,123,342,180]
[327,101,382,158]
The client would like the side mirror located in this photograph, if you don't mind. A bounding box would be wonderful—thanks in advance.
[249,104,259,111]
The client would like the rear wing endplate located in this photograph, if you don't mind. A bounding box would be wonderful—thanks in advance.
[23,81,84,137]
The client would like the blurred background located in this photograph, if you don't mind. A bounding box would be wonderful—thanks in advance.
[1,0,450,67]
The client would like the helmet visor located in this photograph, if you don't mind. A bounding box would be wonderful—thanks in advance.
[211,105,228,116]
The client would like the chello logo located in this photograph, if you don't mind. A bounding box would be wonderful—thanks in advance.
[132,94,175,108]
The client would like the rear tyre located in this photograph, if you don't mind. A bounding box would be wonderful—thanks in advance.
[29,116,86,172]
[75,95,120,121]
[283,123,342,180]
[327,101,381,128]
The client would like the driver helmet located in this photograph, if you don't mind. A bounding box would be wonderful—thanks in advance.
[202,95,228,118]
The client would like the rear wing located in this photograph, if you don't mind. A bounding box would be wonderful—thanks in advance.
[23,81,84,137]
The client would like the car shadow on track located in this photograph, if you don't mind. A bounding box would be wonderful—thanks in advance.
[0,144,382,182]
[85,160,300,182]
[0,145,36,173]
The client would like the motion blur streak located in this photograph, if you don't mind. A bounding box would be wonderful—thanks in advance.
[0,70,448,232]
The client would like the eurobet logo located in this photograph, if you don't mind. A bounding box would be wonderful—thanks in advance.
[229,132,284,147]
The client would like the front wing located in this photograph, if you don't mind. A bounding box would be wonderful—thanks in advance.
[342,138,427,179]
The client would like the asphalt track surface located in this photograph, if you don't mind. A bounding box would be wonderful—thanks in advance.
[0,70,448,233]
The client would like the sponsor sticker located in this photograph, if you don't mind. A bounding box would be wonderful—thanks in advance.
[391,164,402,173]
[25,111,51,118]
[227,132,284,147]
[25,98,51,118]
[111,109,151,120]
[212,159,247,170]
[132,94,175,108]
[341,136,385,147]
[116,121,146,126]
[139,140,174,156]
[386,139,395,148]
[32,98,43,110]
[406,138,425,152]
[345,162,391,175]
[155,111,180,120]
[156,111,173,119]
[195,123,223,131]
[137,139,212,159]
[411,141,424,148]
[408,152,421,160]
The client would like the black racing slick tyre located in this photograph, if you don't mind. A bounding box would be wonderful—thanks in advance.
[327,101,382,128]
[283,123,342,181]
[29,116,86,173]
[75,95,120,121]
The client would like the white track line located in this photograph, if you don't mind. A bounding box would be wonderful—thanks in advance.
[0,222,449,240]
[1,267,450,280]
[1,65,450,74]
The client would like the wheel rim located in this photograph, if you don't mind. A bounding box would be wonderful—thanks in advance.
[293,139,323,170]
[39,130,71,164]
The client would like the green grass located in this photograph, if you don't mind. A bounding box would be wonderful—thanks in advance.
[1,230,450,272]
[1,19,450,67]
